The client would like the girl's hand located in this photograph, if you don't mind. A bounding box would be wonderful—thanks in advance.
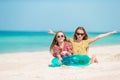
[48,29,56,34]
[110,30,117,34]
[61,51,72,56]
[61,51,68,56]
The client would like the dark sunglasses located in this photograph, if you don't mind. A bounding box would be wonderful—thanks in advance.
[57,35,64,38]
[76,33,84,36]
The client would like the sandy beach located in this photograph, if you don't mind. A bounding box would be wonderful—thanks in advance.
[0,45,120,80]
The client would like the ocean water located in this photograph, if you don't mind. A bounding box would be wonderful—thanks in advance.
[0,31,120,54]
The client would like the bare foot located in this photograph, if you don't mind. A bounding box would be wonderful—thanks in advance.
[94,57,98,63]
[90,55,98,64]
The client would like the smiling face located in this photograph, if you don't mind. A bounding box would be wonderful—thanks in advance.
[56,32,65,43]
[73,27,88,41]
[76,29,85,41]
[50,31,67,52]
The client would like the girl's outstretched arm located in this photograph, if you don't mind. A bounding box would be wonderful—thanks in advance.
[89,30,117,43]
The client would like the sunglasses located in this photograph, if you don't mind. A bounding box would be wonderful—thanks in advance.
[57,35,64,38]
[76,33,84,36]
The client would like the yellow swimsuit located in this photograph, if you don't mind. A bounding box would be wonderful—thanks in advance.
[69,38,90,55]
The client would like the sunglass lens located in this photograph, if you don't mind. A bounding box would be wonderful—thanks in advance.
[61,35,64,37]
[57,36,60,38]
[76,33,84,36]
[57,35,64,38]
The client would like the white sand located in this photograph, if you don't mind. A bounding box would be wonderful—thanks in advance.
[0,45,120,80]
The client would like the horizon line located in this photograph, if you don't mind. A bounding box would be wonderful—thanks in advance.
[0,30,119,33]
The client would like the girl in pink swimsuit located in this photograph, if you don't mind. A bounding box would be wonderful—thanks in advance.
[50,31,73,64]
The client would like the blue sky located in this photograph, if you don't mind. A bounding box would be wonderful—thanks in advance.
[0,0,120,32]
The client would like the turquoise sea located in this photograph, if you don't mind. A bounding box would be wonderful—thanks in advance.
[0,31,120,54]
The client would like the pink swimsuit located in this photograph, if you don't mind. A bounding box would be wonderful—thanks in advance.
[53,41,73,57]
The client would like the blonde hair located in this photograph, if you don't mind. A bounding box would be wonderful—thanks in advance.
[50,31,67,53]
[73,26,88,40]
